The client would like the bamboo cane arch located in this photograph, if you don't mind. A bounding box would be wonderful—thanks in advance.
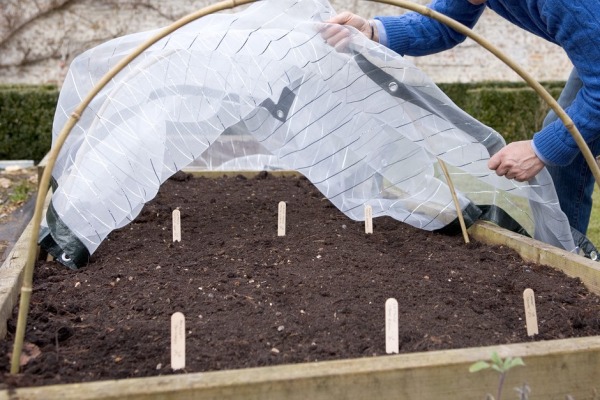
[10,0,600,374]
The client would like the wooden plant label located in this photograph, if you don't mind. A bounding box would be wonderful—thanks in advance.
[278,201,286,237]
[364,205,373,234]
[523,288,539,336]
[172,209,181,242]
[171,312,185,370]
[385,298,399,354]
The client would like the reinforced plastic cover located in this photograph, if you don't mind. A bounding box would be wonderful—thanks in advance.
[41,0,575,269]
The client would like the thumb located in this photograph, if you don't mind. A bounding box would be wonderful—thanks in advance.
[488,151,501,170]
[327,11,353,25]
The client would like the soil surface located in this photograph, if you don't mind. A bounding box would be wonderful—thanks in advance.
[2,172,600,388]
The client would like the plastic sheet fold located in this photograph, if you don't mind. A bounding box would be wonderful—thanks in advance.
[41,0,575,268]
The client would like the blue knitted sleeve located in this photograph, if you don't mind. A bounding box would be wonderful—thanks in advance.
[374,0,485,56]
[532,0,600,166]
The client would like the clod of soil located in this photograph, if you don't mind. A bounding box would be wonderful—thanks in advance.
[2,172,600,388]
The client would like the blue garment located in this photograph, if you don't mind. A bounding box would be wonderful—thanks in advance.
[375,0,600,166]
[544,69,600,234]
[375,0,600,233]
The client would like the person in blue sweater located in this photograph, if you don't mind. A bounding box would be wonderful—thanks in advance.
[322,0,600,237]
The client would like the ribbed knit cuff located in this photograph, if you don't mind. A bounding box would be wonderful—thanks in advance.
[530,139,555,166]
[533,124,579,166]
[374,16,412,56]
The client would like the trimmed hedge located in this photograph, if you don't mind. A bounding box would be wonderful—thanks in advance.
[0,84,59,163]
[438,81,564,144]
[0,82,565,163]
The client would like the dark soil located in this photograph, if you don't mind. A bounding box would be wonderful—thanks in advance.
[2,172,600,388]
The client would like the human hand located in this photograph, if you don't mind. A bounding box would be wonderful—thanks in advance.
[487,140,545,182]
[321,11,376,49]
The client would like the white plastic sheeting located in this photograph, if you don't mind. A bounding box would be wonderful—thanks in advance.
[42,0,574,268]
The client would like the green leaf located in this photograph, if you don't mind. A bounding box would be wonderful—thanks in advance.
[491,364,503,373]
[490,352,502,366]
[469,361,491,373]
[504,357,525,370]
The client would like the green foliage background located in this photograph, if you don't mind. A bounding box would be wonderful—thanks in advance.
[0,81,564,162]
[0,84,59,163]
[437,81,564,144]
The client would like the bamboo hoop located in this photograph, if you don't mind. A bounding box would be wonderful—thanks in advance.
[10,0,600,374]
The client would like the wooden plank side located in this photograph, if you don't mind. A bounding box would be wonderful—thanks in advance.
[469,221,600,295]
[0,222,31,338]
[0,191,51,339]
[2,337,599,400]
[36,152,50,185]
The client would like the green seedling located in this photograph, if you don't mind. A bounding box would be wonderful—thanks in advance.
[8,181,33,204]
[469,351,525,400]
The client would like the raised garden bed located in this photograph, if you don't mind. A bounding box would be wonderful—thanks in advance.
[1,171,600,399]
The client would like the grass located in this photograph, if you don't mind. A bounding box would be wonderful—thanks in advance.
[0,169,37,216]
[8,181,33,204]
[589,186,600,247]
